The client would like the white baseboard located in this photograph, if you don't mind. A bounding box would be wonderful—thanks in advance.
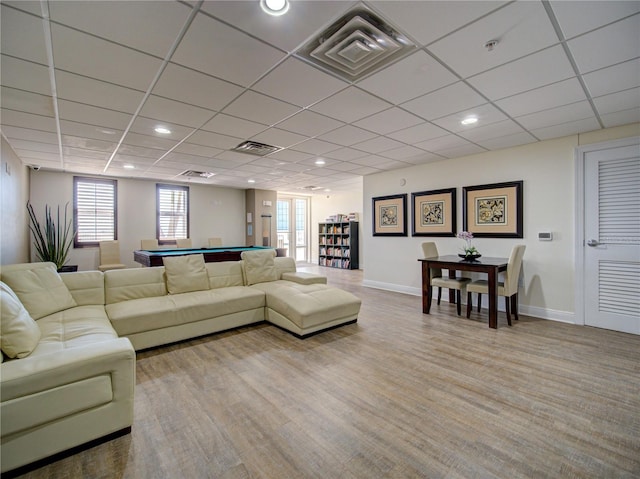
[362,280,576,324]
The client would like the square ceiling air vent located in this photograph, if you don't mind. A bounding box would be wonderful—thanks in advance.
[296,5,416,81]
[232,140,282,156]
[180,170,215,178]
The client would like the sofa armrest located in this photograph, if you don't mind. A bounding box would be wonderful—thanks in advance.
[0,338,135,402]
[281,272,327,285]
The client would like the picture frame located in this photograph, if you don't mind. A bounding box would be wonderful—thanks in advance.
[411,188,457,237]
[372,194,407,236]
[463,181,523,238]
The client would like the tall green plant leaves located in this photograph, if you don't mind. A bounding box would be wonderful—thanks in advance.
[26,202,74,270]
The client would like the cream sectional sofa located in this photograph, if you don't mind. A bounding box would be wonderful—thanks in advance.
[0,250,360,474]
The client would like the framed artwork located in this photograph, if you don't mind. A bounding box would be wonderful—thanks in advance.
[372,194,407,236]
[411,188,456,236]
[463,181,523,238]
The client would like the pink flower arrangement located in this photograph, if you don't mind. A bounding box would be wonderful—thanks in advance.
[456,231,479,256]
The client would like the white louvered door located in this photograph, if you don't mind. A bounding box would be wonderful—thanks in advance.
[584,143,640,334]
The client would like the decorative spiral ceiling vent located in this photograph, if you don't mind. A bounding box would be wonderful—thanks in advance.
[296,5,415,81]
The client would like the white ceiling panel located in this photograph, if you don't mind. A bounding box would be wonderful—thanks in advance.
[428,1,559,79]
[252,57,348,108]
[172,12,285,87]
[356,51,458,104]
[1,0,637,193]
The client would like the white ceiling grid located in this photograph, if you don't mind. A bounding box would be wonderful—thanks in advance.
[0,0,639,193]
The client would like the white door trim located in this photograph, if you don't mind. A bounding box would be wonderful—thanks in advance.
[574,136,640,326]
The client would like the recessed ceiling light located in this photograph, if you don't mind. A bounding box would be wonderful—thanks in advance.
[315,159,326,165]
[461,116,478,126]
[123,164,135,169]
[260,0,289,16]
[248,179,256,183]
[154,126,171,134]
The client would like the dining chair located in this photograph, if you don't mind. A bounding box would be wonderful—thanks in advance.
[98,240,127,272]
[421,242,471,316]
[176,238,192,248]
[466,244,526,326]
[208,237,223,247]
[141,239,159,250]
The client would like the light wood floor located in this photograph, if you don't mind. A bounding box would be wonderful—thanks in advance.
[16,265,640,478]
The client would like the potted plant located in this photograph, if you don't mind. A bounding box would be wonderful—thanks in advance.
[27,201,76,272]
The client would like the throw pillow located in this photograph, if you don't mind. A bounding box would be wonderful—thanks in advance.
[1,263,77,320]
[0,281,41,358]
[241,249,277,285]
[163,254,210,294]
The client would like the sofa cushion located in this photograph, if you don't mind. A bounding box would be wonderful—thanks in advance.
[171,287,266,324]
[241,249,277,285]
[104,267,167,304]
[0,282,41,358]
[0,263,76,320]
[281,272,327,285]
[205,261,244,289]
[106,296,177,336]
[163,254,209,294]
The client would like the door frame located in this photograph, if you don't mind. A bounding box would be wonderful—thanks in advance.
[574,136,640,326]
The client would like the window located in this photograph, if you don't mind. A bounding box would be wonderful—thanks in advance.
[74,177,117,247]
[157,184,189,244]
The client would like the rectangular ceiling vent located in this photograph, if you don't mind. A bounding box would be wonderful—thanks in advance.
[180,170,215,178]
[295,5,416,82]
[232,140,282,156]
[301,185,324,191]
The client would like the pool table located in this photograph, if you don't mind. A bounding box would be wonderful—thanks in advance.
[133,245,275,267]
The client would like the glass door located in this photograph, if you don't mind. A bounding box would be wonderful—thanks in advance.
[277,196,309,261]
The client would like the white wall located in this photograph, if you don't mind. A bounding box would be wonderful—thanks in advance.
[363,123,640,322]
[311,179,363,266]
[0,136,30,265]
[29,171,246,271]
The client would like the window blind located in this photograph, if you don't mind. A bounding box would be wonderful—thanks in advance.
[74,177,117,246]
[157,184,189,241]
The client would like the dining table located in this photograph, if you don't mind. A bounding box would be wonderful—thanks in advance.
[418,255,509,329]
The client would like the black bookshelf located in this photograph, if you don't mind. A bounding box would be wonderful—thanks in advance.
[318,221,359,270]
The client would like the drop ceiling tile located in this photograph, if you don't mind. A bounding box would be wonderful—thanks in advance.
[582,59,640,98]
[139,95,215,128]
[223,91,300,126]
[49,1,191,57]
[0,56,51,96]
[130,117,193,141]
[153,63,244,112]
[516,101,595,130]
[62,134,117,152]
[252,57,348,108]
[468,46,575,100]
[458,119,525,143]
[386,122,449,143]
[276,162,313,173]
[172,12,285,87]
[316,125,376,148]
[323,147,367,162]
[429,1,558,78]
[356,51,459,104]
[437,143,486,158]
[163,152,212,166]
[214,150,260,164]
[600,108,640,128]
[62,146,110,161]
[266,149,314,163]
[0,5,48,64]
[401,152,446,165]
[568,15,640,74]
[375,160,413,170]
[2,125,58,144]
[275,110,344,137]
[353,108,423,135]
[309,87,391,123]
[302,167,339,178]
[55,71,144,113]
[1,87,54,117]
[118,144,165,159]
[59,120,123,142]
[14,150,60,163]
[10,140,58,154]
[113,154,158,165]
[51,24,162,91]
[414,134,471,152]
[530,117,601,140]
[188,130,243,150]
[251,128,307,149]
[323,161,362,172]
[476,131,537,150]
[432,104,507,133]
[57,100,131,130]
[495,78,587,118]
[173,143,222,158]
[348,166,382,176]
[379,145,431,161]
[593,88,640,115]
[202,0,351,53]
[351,136,404,154]
[201,114,266,139]
[1,110,56,132]
[371,1,506,46]
[290,138,340,155]
[401,82,486,121]
[551,1,640,39]
[2,2,42,16]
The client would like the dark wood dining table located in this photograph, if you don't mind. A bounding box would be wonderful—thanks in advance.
[418,255,509,329]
